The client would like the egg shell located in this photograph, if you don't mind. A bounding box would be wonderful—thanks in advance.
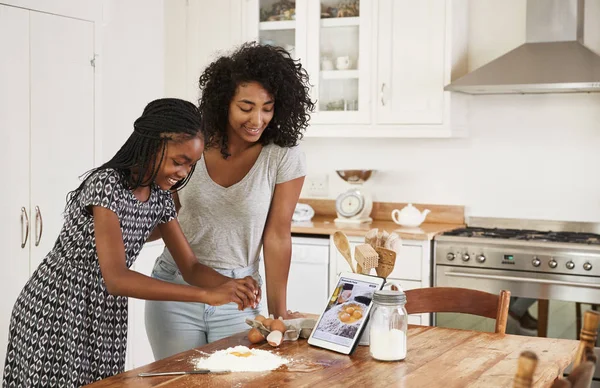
[254,314,266,323]
[267,330,283,347]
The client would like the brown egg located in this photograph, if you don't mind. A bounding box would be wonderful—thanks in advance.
[345,307,355,315]
[262,318,274,329]
[247,328,265,344]
[270,319,286,333]
[352,310,363,319]
[254,314,266,323]
[339,313,351,323]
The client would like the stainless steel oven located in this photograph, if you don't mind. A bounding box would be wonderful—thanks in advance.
[433,218,600,383]
[435,238,600,305]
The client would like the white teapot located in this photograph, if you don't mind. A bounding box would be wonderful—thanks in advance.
[391,204,430,227]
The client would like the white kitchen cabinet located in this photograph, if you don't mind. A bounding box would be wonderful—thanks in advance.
[259,235,330,316]
[329,235,432,325]
[126,242,165,370]
[372,0,469,136]
[376,0,445,125]
[243,0,308,64]
[243,0,371,125]
[305,0,372,124]
[237,0,468,137]
[171,0,467,136]
[0,4,96,373]
[0,5,32,375]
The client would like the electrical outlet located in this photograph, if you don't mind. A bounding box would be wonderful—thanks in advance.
[304,174,329,197]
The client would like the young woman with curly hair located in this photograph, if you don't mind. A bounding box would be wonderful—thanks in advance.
[145,42,315,359]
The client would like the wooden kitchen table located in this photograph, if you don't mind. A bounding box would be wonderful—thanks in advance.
[86,325,578,388]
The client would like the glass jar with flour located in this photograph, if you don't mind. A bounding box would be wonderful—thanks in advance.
[369,289,408,361]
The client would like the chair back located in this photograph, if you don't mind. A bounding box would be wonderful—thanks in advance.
[404,287,511,334]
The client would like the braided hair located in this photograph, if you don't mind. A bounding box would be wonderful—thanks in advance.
[65,98,203,213]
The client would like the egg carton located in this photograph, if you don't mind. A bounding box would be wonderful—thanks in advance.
[245,317,316,341]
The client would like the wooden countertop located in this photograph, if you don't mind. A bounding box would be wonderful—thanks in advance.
[292,216,462,240]
[87,325,578,388]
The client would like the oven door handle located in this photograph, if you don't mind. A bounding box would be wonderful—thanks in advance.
[444,271,600,289]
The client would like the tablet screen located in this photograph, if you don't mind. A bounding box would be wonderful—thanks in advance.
[311,275,382,348]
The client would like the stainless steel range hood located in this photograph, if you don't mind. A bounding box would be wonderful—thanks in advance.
[445,0,600,95]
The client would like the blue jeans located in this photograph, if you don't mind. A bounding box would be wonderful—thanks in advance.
[144,257,262,360]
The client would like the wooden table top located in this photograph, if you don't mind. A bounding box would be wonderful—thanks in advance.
[292,216,462,240]
[87,325,578,388]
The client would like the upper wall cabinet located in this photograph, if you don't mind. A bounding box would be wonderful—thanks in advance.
[241,0,469,138]
[377,0,445,125]
[305,0,371,125]
[243,0,308,63]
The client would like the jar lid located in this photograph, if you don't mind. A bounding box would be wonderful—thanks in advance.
[373,289,406,305]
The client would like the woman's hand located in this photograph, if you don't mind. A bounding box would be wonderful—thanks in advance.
[279,310,305,320]
[204,276,261,310]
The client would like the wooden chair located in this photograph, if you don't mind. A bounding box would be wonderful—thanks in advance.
[513,349,596,388]
[576,303,600,341]
[404,287,511,334]
[513,310,599,388]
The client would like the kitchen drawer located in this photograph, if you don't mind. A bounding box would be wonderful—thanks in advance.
[387,244,423,281]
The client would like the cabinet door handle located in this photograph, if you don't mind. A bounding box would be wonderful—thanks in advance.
[20,207,29,248]
[35,205,43,246]
[380,83,386,106]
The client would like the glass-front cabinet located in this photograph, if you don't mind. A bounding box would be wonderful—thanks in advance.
[243,0,370,125]
[243,1,308,66]
[306,0,370,124]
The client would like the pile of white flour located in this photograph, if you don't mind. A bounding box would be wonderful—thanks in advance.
[194,346,289,372]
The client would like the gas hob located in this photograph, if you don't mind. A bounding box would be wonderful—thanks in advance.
[435,222,600,277]
[441,227,600,245]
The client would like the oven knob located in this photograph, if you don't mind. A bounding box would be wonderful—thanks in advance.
[446,253,455,261]
[532,257,541,267]
[583,262,592,271]
[476,255,486,263]
[462,253,470,262]
[566,261,575,270]
[548,259,558,269]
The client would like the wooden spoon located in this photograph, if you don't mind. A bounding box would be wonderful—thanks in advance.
[333,231,355,273]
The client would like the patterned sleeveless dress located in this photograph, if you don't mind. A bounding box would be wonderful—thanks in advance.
[2,168,177,387]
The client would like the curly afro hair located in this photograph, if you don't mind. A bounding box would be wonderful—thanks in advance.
[198,41,315,158]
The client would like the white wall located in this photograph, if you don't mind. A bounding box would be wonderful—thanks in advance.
[101,0,165,160]
[164,0,245,102]
[302,0,600,223]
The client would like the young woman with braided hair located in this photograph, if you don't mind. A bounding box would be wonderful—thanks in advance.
[2,98,259,387]
[145,42,315,360]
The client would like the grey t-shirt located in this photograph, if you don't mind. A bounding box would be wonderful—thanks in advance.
[158,143,306,270]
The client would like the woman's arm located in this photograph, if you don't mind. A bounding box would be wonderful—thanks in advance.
[94,206,257,309]
[146,191,182,242]
[263,175,305,319]
[158,218,260,308]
